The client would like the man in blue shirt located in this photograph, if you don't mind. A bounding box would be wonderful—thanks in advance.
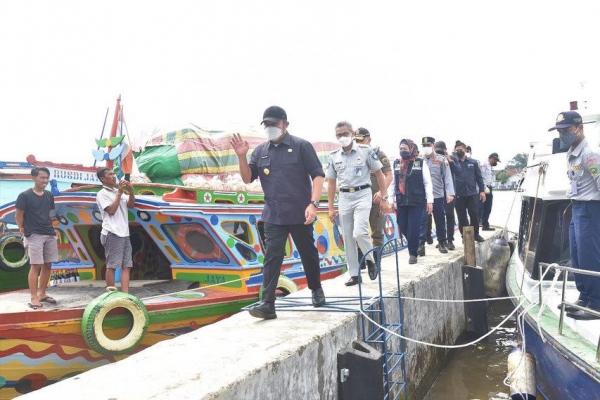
[449,141,486,242]
[231,106,326,319]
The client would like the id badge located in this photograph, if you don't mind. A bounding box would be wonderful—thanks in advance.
[571,180,578,195]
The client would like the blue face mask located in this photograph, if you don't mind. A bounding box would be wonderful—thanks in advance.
[559,131,577,148]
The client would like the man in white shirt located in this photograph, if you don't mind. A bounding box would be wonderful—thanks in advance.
[96,168,135,292]
[479,152,500,231]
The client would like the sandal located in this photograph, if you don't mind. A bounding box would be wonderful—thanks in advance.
[28,302,43,310]
[40,296,57,305]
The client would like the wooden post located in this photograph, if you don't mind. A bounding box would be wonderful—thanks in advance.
[463,226,476,267]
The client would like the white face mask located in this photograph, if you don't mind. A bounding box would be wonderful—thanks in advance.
[422,147,433,156]
[265,126,283,141]
[466,152,472,158]
[338,136,352,147]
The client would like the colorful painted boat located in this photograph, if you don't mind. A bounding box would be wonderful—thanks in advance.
[0,185,401,399]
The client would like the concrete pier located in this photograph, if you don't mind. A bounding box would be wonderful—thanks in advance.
[19,231,499,400]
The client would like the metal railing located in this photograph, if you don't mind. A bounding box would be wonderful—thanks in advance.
[539,263,600,362]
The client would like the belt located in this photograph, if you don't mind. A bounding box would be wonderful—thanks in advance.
[339,184,371,193]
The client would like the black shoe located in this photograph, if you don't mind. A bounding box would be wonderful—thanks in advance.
[248,302,277,320]
[345,276,361,286]
[482,226,495,231]
[438,242,448,254]
[418,243,426,257]
[558,299,588,313]
[408,255,417,264]
[447,241,456,250]
[426,236,433,245]
[366,259,378,280]
[567,309,600,320]
[312,288,326,307]
[475,235,485,243]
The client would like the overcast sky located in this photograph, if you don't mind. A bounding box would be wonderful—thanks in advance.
[1,0,599,166]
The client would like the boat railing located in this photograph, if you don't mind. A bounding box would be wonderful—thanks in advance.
[540,263,600,362]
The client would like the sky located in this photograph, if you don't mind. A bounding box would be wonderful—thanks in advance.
[1,0,599,167]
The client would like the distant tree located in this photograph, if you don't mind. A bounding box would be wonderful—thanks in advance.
[507,153,528,170]
[495,170,509,184]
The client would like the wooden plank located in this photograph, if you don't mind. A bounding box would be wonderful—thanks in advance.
[463,226,476,267]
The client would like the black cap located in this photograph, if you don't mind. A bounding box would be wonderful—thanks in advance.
[354,127,370,139]
[422,136,435,146]
[455,140,466,148]
[261,106,287,124]
[434,141,447,151]
[489,152,501,162]
[548,111,594,131]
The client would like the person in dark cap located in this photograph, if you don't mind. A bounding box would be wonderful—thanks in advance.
[435,140,458,250]
[393,139,433,264]
[449,140,486,242]
[418,136,455,255]
[354,127,393,259]
[230,106,326,319]
[549,110,600,320]
[479,152,500,231]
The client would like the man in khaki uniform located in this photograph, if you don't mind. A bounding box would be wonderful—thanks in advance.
[354,128,393,258]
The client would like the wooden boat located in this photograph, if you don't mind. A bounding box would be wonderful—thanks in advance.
[0,184,401,399]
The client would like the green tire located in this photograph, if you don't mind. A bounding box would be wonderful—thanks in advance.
[81,290,149,355]
[0,234,29,271]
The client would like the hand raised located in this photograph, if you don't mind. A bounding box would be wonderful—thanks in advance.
[230,133,250,157]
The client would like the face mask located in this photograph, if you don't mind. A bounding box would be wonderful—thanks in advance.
[338,136,352,147]
[455,150,465,158]
[422,147,433,156]
[400,150,411,160]
[466,152,471,158]
[265,126,283,141]
[559,131,577,148]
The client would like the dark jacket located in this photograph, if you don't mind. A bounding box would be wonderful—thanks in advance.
[449,156,484,197]
[393,158,426,206]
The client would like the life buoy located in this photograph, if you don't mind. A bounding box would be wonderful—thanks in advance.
[81,289,149,355]
[0,235,29,271]
[259,275,298,299]
[175,224,222,261]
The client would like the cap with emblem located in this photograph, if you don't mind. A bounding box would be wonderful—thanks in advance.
[422,136,435,146]
[488,152,501,162]
[354,127,370,140]
[548,110,594,131]
[261,106,287,124]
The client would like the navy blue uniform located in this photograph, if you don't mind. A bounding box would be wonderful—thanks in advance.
[249,133,325,303]
[449,157,485,237]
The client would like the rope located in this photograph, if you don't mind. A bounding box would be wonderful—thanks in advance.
[358,264,553,349]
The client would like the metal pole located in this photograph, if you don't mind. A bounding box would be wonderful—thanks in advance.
[559,271,567,335]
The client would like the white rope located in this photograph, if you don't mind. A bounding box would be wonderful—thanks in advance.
[359,264,553,349]
[398,295,522,303]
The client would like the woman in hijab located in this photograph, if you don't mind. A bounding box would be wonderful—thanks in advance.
[393,139,434,264]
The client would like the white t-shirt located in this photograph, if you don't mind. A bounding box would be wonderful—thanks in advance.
[96,186,130,237]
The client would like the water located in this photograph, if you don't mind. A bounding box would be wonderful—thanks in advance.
[423,300,517,400]
[424,191,523,400]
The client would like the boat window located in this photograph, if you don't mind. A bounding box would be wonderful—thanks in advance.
[235,242,257,262]
[256,221,293,258]
[221,221,254,245]
[55,229,80,263]
[162,223,229,264]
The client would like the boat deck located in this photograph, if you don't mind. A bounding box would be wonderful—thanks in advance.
[0,280,195,313]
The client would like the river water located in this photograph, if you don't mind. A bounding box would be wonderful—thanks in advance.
[423,190,523,400]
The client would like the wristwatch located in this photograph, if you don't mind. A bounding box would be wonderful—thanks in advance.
[311,200,320,208]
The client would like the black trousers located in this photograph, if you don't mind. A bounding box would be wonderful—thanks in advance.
[455,195,480,237]
[262,223,321,303]
[445,198,456,242]
[481,186,493,228]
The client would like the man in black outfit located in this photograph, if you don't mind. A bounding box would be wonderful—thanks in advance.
[231,106,326,319]
[435,141,457,250]
[449,141,486,242]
